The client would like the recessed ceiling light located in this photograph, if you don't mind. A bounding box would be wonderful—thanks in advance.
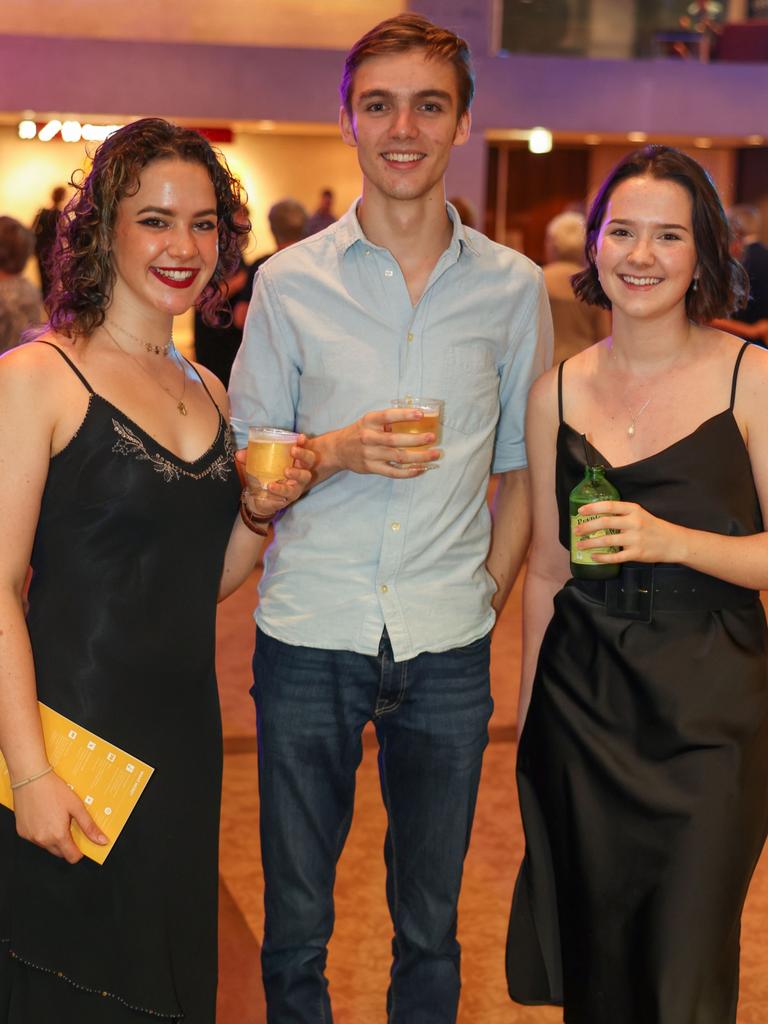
[528,127,553,154]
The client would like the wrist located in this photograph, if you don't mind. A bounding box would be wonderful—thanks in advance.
[10,763,54,791]
[309,432,341,481]
[239,491,272,536]
[672,524,692,564]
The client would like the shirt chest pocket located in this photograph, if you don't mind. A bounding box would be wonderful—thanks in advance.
[430,342,500,437]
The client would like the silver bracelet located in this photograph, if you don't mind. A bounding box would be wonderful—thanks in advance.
[10,764,54,790]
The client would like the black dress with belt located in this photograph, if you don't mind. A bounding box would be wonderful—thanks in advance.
[0,344,240,1022]
[506,343,768,1023]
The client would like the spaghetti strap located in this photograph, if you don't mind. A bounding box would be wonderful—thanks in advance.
[182,356,223,418]
[35,340,95,395]
[729,341,750,411]
[557,359,565,425]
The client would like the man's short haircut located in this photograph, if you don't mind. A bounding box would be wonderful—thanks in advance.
[573,144,748,322]
[546,211,586,264]
[728,204,761,240]
[268,199,308,246]
[340,13,474,119]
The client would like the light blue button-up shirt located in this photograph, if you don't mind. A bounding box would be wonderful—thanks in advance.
[229,201,552,661]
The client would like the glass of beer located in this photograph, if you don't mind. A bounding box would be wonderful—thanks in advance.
[245,426,299,491]
[389,397,444,468]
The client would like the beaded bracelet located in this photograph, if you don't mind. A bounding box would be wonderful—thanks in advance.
[239,490,273,537]
[10,764,54,790]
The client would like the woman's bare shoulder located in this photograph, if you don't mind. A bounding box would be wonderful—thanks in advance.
[0,331,79,400]
[188,359,229,417]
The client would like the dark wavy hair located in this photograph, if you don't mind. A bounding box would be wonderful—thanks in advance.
[48,118,249,336]
[573,145,748,322]
[340,13,474,120]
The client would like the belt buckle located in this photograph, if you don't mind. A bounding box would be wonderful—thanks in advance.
[605,565,655,622]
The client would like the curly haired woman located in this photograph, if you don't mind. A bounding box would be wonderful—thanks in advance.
[0,118,313,1023]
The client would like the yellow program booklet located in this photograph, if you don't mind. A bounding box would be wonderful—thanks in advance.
[0,702,154,864]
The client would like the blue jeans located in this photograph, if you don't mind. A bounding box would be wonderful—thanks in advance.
[251,627,492,1024]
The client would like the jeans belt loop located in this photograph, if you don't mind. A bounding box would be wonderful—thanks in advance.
[605,564,655,622]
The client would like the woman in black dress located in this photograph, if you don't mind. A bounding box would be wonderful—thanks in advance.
[507,146,768,1023]
[0,119,312,1022]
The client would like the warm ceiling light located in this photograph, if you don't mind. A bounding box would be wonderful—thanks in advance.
[584,134,601,145]
[693,137,712,148]
[528,127,553,154]
[17,119,37,140]
[627,131,647,143]
[746,134,764,146]
[81,123,121,142]
[61,120,82,143]
[258,119,276,130]
[37,119,62,142]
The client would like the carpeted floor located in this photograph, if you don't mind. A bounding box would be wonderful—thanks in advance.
[215,567,768,1023]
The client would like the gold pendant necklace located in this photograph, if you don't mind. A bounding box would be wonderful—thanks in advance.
[626,396,651,438]
[103,324,188,415]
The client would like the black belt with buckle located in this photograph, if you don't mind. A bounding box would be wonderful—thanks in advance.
[570,565,758,622]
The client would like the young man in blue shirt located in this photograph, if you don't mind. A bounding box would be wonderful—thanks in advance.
[229,13,552,1022]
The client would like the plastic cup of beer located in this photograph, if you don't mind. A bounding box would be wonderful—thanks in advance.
[245,426,299,491]
[389,397,444,469]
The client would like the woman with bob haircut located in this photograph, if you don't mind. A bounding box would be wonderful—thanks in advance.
[0,117,312,1023]
[506,145,768,1023]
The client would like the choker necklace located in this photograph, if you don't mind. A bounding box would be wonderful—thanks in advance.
[103,324,188,416]
[108,320,172,356]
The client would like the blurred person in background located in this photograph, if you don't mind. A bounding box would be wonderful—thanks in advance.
[543,210,610,363]
[232,197,308,330]
[305,187,336,235]
[193,202,251,387]
[0,216,44,355]
[710,204,768,346]
[32,185,67,302]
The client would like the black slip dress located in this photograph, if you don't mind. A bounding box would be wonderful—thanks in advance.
[0,343,240,1023]
[506,343,768,1023]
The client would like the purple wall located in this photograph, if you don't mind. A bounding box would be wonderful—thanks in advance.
[2,34,768,136]
[2,33,768,220]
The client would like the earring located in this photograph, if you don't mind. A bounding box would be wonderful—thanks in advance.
[692,278,699,291]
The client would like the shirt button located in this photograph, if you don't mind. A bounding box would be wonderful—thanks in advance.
[364,249,372,256]
[380,584,389,593]
[407,332,414,342]
[391,522,400,531]
[384,268,394,277]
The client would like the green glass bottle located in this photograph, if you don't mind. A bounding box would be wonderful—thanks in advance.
[569,464,620,580]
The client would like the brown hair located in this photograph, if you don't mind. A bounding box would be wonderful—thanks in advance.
[340,13,474,120]
[48,118,248,337]
[0,216,35,275]
[573,145,748,322]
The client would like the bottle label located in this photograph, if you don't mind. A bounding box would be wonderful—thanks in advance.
[570,514,618,564]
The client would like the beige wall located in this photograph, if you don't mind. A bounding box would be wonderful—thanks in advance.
[0,0,404,48]
[0,124,363,350]
[0,124,362,253]
[220,131,361,260]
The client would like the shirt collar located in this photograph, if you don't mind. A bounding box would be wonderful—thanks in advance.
[333,197,479,259]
